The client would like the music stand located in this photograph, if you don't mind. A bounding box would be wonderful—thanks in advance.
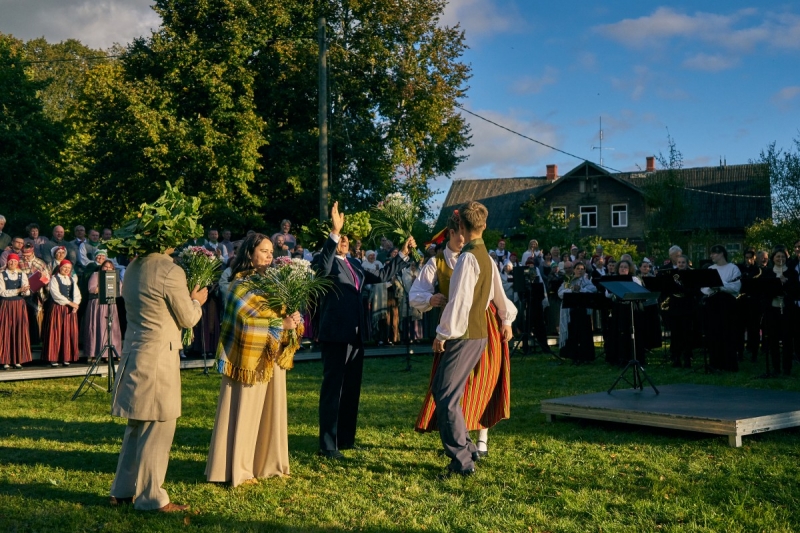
[601,281,660,395]
[674,269,723,373]
[510,267,545,357]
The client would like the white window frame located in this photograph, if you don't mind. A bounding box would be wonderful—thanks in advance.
[580,205,597,228]
[611,204,628,228]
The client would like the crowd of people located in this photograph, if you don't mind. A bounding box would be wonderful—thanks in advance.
[1,212,799,379]
[5,204,799,510]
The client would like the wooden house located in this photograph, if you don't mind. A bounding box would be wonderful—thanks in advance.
[436,158,771,260]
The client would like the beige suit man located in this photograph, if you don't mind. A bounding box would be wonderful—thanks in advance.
[110,252,207,511]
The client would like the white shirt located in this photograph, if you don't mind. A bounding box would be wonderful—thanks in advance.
[701,262,742,296]
[409,245,459,312]
[0,270,30,297]
[435,248,517,341]
[205,241,229,263]
[49,273,82,305]
[520,249,541,266]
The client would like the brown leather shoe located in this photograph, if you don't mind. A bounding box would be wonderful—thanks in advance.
[157,502,190,512]
[109,496,133,506]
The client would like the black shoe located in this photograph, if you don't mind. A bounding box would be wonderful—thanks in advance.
[438,465,476,479]
[471,450,488,462]
[317,449,345,460]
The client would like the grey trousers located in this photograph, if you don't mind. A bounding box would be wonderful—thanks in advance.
[110,418,177,510]
[431,338,488,471]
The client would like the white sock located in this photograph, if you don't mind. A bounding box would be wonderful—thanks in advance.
[477,429,489,452]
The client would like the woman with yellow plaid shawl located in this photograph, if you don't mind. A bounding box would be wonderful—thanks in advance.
[205,234,303,486]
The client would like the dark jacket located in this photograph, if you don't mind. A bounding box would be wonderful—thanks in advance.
[314,235,408,344]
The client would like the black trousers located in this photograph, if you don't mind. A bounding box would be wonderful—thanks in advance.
[765,306,794,375]
[319,339,364,451]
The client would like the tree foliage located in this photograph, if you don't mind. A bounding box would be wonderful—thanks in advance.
[7,0,471,238]
[745,218,798,253]
[0,35,65,231]
[755,135,800,234]
[518,196,580,252]
[642,132,688,259]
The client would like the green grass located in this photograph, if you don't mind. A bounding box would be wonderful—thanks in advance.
[2,351,800,532]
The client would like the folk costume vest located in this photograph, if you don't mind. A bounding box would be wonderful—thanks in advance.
[2,271,23,301]
[435,250,454,298]
[459,238,492,340]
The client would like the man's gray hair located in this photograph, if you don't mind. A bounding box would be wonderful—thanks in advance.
[0,215,5,223]
[668,245,682,255]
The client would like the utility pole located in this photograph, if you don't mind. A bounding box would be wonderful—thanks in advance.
[318,17,329,221]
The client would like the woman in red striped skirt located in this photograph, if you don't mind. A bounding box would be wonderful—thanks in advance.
[42,259,81,367]
[410,212,514,458]
[0,253,33,369]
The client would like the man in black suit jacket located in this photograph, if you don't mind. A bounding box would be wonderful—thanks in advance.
[314,202,415,458]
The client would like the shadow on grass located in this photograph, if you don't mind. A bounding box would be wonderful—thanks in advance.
[0,481,432,533]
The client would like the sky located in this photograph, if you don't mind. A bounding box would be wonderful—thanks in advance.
[2,0,799,212]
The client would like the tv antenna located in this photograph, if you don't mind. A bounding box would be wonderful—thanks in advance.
[592,117,614,167]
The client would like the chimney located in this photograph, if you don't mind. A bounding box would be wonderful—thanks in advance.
[646,156,655,172]
[546,164,558,182]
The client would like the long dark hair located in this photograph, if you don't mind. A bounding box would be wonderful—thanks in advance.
[230,233,269,277]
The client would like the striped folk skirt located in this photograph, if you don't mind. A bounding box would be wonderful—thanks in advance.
[0,298,32,366]
[415,302,511,432]
[41,303,80,363]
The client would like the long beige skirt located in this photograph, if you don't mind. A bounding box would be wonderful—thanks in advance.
[205,364,289,487]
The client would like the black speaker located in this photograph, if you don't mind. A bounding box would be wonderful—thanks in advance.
[99,270,118,302]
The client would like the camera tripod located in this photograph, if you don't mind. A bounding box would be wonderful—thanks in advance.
[72,300,120,400]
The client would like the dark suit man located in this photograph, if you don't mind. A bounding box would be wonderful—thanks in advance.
[314,202,415,458]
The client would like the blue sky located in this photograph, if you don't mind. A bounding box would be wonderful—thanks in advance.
[438,0,800,192]
[3,1,799,212]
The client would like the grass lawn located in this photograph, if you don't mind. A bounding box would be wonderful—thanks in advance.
[2,350,800,532]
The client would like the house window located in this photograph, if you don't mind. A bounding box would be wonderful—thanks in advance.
[551,206,567,228]
[580,206,597,228]
[611,204,628,227]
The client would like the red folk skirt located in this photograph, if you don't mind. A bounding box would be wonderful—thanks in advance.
[0,298,32,365]
[415,302,511,432]
[41,303,80,363]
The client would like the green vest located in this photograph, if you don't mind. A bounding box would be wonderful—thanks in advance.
[435,250,453,298]
[459,238,491,340]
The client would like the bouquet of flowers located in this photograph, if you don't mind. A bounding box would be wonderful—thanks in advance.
[177,246,224,345]
[370,192,421,261]
[242,257,334,349]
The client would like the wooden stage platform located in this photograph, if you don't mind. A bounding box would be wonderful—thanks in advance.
[541,384,800,447]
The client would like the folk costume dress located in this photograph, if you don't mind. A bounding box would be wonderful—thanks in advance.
[42,272,81,364]
[0,270,33,367]
[82,271,123,361]
[410,245,514,432]
[206,275,304,487]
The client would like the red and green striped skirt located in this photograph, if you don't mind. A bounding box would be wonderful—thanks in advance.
[0,298,32,366]
[414,302,510,432]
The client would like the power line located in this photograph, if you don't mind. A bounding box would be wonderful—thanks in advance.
[455,104,624,173]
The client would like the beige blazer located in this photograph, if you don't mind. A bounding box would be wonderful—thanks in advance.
[112,253,202,421]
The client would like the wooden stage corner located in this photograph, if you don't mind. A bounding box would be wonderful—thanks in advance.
[541,383,800,447]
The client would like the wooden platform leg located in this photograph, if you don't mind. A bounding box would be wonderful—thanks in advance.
[728,434,742,448]
[545,414,554,423]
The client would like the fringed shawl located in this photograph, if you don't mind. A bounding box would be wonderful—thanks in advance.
[215,275,304,385]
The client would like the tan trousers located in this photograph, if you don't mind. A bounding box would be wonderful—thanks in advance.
[110,418,177,510]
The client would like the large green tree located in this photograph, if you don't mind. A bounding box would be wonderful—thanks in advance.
[70,0,471,233]
[0,34,65,232]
